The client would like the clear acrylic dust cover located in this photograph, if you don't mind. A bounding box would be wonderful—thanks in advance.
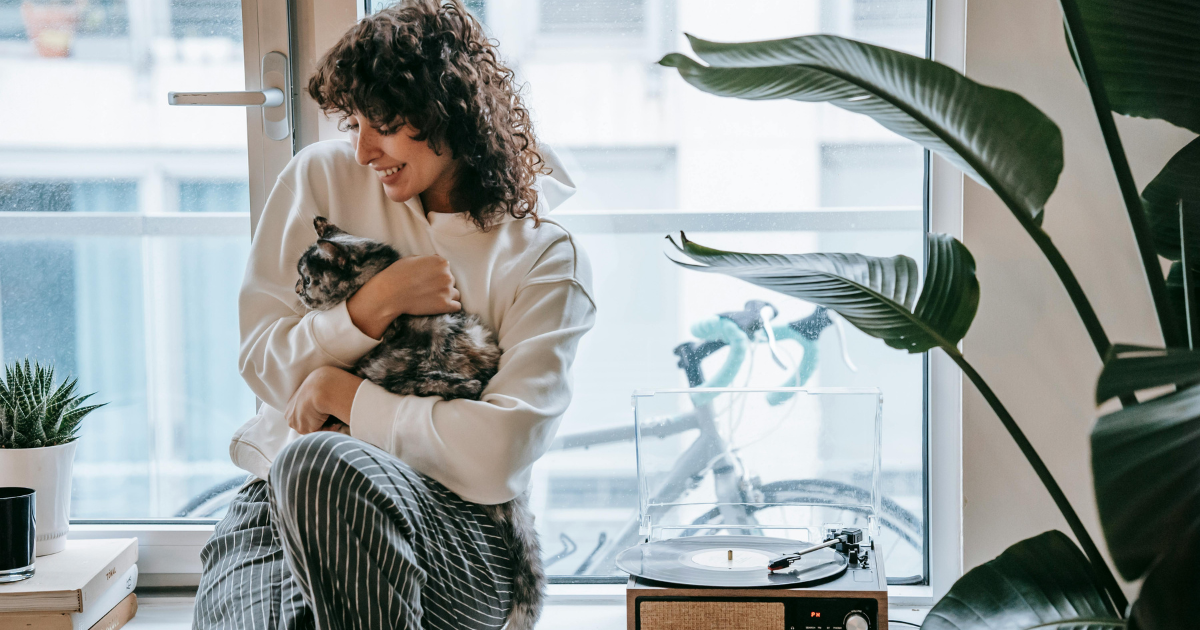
[631,387,883,546]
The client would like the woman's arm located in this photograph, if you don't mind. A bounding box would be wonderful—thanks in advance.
[348,256,462,338]
[285,365,363,434]
[239,178,382,410]
[347,277,596,504]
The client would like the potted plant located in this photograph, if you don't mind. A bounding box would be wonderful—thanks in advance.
[0,360,104,556]
[19,0,83,58]
[658,0,1199,625]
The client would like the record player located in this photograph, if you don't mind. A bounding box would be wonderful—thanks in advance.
[617,388,888,630]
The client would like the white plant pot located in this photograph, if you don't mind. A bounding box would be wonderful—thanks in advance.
[0,441,76,556]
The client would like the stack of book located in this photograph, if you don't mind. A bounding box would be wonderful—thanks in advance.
[0,539,139,630]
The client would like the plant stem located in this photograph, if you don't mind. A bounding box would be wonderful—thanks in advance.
[1182,202,1193,349]
[1181,200,1200,347]
[1028,228,1112,359]
[947,348,1129,614]
[1025,228,1137,406]
[1059,0,1183,348]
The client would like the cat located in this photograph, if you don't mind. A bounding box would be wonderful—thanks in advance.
[294,216,543,630]
[296,216,501,400]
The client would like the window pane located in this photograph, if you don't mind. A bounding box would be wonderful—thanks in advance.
[0,235,253,517]
[179,180,251,213]
[0,181,139,213]
[0,0,250,519]
[403,0,932,582]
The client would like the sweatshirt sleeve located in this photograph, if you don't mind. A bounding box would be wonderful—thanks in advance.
[349,275,596,504]
[238,173,381,411]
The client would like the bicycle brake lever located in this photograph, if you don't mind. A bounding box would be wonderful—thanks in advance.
[761,305,790,370]
[718,300,777,338]
[674,340,728,387]
[832,315,857,372]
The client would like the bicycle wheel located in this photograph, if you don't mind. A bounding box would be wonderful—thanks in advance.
[174,474,252,518]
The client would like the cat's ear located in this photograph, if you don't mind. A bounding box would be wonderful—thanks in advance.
[317,240,347,265]
[313,216,343,238]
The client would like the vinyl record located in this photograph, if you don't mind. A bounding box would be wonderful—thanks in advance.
[616,535,847,588]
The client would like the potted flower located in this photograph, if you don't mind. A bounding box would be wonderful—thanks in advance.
[0,360,104,556]
[20,0,83,58]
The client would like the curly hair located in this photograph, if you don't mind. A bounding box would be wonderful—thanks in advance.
[308,0,543,230]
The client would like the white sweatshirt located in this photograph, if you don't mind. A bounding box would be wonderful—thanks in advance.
[229,139,596,504]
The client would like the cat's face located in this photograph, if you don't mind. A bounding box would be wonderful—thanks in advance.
[295,218,360,310]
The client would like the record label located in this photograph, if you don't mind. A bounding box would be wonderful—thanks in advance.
[684,548,771,571]
[617,535,848,588]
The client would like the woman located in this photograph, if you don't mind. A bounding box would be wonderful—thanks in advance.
[192,2,596,629]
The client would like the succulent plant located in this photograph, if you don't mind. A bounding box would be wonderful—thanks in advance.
[0,359,105,449]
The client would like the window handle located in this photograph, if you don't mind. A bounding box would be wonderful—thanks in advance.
[167,51,292,142]
[167,89,284,107]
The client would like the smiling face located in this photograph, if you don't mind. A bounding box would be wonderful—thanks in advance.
[346,114,457,205]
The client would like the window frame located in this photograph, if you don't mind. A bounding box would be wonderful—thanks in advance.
[58,0,969,607]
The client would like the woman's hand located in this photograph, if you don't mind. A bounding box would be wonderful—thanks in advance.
[347,255,462,339]
[285,366,364,435]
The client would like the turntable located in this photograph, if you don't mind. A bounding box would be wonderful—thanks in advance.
[618,388,888,630]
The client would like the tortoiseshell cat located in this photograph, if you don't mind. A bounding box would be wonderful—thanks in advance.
[296,216,501,400]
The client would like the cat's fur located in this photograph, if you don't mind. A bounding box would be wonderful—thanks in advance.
[296,216,544,629]
[297,217,501,400]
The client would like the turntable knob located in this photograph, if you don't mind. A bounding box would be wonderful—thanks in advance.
[844,612,870,630]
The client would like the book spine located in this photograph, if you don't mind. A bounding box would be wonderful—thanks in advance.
[86,593,136,630]
[76,540,137,613]
[71,565,137,630]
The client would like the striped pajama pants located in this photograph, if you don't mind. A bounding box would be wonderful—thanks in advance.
[193,432,515,630]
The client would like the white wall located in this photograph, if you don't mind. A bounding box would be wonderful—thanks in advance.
[960,0,1196,591]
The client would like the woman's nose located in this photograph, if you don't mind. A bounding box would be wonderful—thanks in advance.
[354,127,381,166]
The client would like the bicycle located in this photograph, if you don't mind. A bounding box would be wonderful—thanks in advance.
[543,300,924,584]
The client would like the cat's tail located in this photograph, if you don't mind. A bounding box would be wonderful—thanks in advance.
[484,493,544,630]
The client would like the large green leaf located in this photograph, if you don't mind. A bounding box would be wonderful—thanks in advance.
[1095,344,1200,404]
[1092,350,1200,581]
[1143,138,1200,262]
[659,34,1063,226]
[667,232,978,353]
[1071,0,1200,133]
[922,531,1122,630]
[1126,518,1200,630]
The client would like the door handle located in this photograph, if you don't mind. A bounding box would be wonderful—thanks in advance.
[167,89,284,107]
[168,51,292,142]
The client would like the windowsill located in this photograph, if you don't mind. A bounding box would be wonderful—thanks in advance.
[125,590,931,629]
[71,524,935,606]
[77,523,935,627]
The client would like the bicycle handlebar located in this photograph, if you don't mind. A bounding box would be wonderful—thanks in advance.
[673,305,835,400]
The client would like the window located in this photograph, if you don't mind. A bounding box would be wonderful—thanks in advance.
[366,0,930,583]
[0,0,934,589]
[0,0,258,519]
